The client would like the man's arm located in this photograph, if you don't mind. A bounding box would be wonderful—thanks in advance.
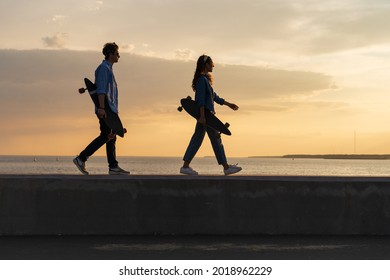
[97,94,106,118]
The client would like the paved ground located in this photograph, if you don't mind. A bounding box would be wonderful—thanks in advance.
[1,235,390,260]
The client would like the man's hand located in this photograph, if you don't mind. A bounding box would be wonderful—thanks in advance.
[97,94,107,118]
[97,108,106,118]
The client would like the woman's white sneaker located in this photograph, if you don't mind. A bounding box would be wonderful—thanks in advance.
[224,164,242,175]
[180,167,199,175]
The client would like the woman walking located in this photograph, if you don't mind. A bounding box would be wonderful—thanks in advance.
[180,55,242,175]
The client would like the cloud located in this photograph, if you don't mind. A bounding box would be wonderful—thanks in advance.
[0,49,335,109]
[215,65,333,100]
[0,49,337,155]
[42,33,68,48]
[121,44,135,52]
[174,48,194,61]
[300,7,390,54]
[90,0,103,11]
[48,14,67,24]
[104,0,390,58]
[3,0,390,60]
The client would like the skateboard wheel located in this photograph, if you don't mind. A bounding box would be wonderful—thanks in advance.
[177,106,183,112]
[225,122,230,128]
[78,88,86,94]
[123,128,127,134]
[186,96,192,100]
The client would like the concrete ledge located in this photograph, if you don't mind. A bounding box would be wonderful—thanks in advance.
[1,175,390,235]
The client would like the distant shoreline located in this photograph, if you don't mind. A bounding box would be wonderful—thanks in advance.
[282,154,390,160]
[247,154,390,160]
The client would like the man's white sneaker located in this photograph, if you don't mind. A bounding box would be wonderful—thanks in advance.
[224,164,242,175]
[180,167,199,175]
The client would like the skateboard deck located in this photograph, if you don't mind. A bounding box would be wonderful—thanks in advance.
[79,78,125,137]
[178,97,231,135]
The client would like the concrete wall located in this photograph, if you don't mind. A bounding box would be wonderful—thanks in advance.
[1,175,390,235]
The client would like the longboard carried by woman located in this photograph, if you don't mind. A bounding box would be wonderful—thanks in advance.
[180,55,242,176]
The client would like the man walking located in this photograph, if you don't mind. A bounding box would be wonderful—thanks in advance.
[73,42,129,175]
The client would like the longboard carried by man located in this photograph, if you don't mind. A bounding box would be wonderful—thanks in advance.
[80,78,126,137]
[73,42,129,175]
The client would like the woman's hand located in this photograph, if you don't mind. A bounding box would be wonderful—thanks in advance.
[198,106,206,125]
[225,101,239,111]
[198,116,206,125]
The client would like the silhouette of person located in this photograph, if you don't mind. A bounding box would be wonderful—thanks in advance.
[181,55,242,175]
[73,42,129,175]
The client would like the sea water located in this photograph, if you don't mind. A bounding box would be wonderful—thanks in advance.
[1,155,390,176]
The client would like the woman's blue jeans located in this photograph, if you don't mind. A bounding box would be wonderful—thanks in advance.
[183,123,227,165]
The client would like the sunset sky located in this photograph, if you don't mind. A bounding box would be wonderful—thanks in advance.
[1,0,390,157]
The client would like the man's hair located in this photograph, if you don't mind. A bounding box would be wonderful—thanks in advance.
[102,42,119,59]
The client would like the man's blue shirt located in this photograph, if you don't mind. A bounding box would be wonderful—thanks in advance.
[95,60,118,113]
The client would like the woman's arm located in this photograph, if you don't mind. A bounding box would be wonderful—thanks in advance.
[223,101,239,111]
